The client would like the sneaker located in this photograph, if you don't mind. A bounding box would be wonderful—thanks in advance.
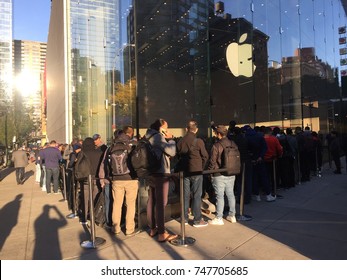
[252,195,261,202]
[193,219,208,228]
[66,213,77,219]
[266,194,276,202]
[79,221,88,225]
[41,187,47,192]
[225,215,237,223]
[209,217,224,225]
[126,230,140,237]
[54,192,59,195]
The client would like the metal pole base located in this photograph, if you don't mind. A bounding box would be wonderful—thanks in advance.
[170,236,196,247]
[80,237,106,249]
[236,214,252,221]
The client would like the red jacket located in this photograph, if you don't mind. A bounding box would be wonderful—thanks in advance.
[264,135,283,162]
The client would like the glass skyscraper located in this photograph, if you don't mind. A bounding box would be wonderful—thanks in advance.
[46,0,347,144]
[0,0,13,99]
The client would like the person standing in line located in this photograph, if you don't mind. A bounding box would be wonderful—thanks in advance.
[330,131,342,174]
[207,125,238,225]
[76,137,103,224]
[11,146,28,185]
[100,126,139,236]
[176,120,209,227]
[146,118,177,242]
[40,140,62,194]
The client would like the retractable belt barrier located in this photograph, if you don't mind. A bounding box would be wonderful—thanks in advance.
[171,164,252,247]
[80,174,106,249]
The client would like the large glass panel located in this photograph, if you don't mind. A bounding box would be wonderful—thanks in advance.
[210,0,257,126]
[135,0,213,136]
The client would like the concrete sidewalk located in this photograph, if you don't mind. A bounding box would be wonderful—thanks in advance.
[1,160,347,260]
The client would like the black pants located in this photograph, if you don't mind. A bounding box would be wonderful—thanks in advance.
[15,167,25,184]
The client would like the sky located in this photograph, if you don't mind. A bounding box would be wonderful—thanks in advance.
[13,0,51,42]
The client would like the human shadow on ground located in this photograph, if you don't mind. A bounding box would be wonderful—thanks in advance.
[22,170,34,184]
[0,167,15,181]
[33,204,67,259]
[0,194,23,251]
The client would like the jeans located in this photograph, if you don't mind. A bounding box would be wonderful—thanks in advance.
[211,175,236,219]
[184,175,203,222]
[45,167,60,193]
[15,167,25,184]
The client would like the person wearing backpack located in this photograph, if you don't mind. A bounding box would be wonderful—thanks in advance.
[207,125,239,225]
[176,120,209,227]
[145,118,178,242]
[99,126,139,236]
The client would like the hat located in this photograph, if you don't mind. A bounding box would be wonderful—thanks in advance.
[215,125,228,135]
[73,144,81,152]
[92,134,100,141]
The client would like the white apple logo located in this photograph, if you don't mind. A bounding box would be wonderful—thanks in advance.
[226,33,256,78]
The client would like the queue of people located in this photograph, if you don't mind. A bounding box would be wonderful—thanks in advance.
[14,119,347,244]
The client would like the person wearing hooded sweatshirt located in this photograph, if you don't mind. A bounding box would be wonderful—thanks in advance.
[77,137,102,224]
[145,118,178,242]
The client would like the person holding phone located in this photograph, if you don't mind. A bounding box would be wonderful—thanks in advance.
[145,118,177,242]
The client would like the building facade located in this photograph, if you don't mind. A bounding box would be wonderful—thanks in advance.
[46,0,347,144]
[12,40,47,140]
[0,0,12,99]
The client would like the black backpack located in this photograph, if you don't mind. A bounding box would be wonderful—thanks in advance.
[130,134,161,178]
[74,151,91,180]
[107,141,130,176]
[219,141,241,176]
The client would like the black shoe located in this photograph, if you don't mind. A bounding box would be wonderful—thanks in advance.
[334,170,342,174]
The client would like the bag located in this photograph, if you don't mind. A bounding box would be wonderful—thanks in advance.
[74,151,91,180]
[108,141,130,176]
[219,141,241,176]
[94,191,106,227]
[130,134,161,177]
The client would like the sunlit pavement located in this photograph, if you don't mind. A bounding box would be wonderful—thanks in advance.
[0,159,347,260]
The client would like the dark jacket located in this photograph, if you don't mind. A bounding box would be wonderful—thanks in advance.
[80,137,102,178]
[207,137,237,177]
[176,131,209,175]
[244,128,267,161]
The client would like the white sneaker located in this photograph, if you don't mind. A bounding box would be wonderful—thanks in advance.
[266,194,276,202]
[209,217,224,225]
[41,187,47,192]
[225,215,237,223]
[252,195,261,202]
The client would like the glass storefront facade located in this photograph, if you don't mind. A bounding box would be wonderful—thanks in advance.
[47,0,347,143]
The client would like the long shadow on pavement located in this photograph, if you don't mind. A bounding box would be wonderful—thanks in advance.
[0,167,15,181]
[33,204,67,259]
[0,194,23,251]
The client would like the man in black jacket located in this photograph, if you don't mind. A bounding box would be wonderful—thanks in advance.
[177,120,209,227]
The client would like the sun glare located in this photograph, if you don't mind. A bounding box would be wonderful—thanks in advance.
[15,71,40,97]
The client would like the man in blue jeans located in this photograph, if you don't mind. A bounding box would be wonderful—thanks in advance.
[40,140,62,194]
[207,125,238,225]
[177,120,209,227]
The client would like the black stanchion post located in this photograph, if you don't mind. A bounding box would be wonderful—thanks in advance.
[273,159,283,199]
[80,175,106,249]
[297,152,301,185]
[237,162,252,221]
[170,171,195,246]
[62,165,67,201]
